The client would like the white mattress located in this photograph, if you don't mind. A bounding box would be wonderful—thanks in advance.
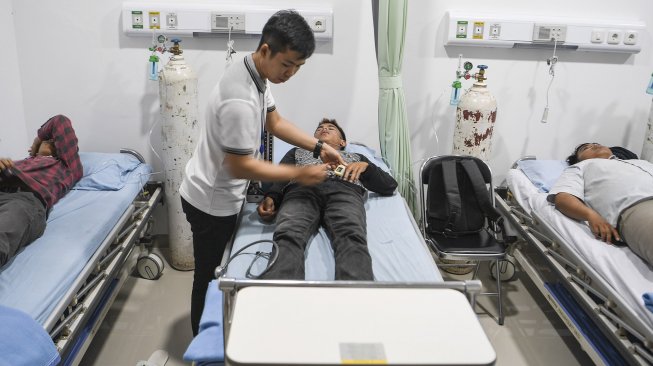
[507,168,653,333]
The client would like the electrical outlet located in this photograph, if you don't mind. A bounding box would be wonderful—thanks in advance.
[489,24,501,39]
[456,21,468,38]
[590,30,604,43]
[310,16,326,32]
[473,21,484,39]
[167,13,178,29]
[607,30,621,44]
[533,24,567,42]
[623,31,638,45]
[131,11,143,29]
[149,11,160,30]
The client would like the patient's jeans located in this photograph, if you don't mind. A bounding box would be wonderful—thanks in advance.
[0,192,46,267]
[181,197,237,336]
[262,180,374,281]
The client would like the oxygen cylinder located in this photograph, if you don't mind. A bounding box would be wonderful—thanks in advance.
[453,65,497,162]
[159,39,199,270]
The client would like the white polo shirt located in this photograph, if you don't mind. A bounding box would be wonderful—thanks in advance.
[548,158,653,226]
[180,54,276,216]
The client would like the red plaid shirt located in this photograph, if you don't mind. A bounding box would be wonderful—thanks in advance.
[1,115,82,209]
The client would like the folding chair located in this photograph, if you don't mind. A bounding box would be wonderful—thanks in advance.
[419,155,505,325]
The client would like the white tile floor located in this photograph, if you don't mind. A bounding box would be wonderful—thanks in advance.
[81,236,593,366]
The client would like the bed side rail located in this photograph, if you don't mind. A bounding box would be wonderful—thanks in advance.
[495,190,653,365]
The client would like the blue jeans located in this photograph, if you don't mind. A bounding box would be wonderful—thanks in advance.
[0,192,46,267]
[263,180,373,280]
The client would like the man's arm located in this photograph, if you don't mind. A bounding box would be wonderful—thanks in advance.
[37,115,80,168]
[265,110,345,167]
[223,150,325,186]
[553,192,620,243]
[257,149,297,221]
[354,155,398,196]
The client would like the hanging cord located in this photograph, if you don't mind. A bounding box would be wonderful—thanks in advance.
[541,38,558,123]
[225,26,236,66]
[214,239,279,279]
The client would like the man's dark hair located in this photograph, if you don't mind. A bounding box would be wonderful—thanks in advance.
[257,10,315,59]
[318,118,346,150]
[566,142,639,165]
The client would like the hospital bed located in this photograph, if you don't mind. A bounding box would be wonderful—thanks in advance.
[184,142,497,365]
[0,150,163,366]
[495,157,653,366]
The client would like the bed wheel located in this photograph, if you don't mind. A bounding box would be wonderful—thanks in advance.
[490,259,516,281]
[137,253,164,280]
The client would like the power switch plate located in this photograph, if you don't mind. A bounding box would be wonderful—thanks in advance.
[591,30,604,43]
[533,24,567,42]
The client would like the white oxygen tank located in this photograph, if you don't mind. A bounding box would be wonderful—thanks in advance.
[159,39,199,270]
[453,65,497,161]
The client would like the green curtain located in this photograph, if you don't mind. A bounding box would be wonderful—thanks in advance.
[376,0,417,217]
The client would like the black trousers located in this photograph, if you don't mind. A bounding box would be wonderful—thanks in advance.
[0,192,46,267]
[181,197,237,336]
[262,180,374,281]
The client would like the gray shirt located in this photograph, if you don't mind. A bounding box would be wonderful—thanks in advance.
[548,157,653,226]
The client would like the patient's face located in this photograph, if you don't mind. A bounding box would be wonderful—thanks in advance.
[314,123,345,149]
[576,143,612,162]
[37,140,56,157]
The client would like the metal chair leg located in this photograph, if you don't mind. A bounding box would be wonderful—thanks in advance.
[495,259,504,325]
[471,261,481,279]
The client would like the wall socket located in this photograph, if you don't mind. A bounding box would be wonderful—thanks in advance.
[533,24,567,42]
[623,31,638,45]
[607,30,621,44]
[309,16,326,32]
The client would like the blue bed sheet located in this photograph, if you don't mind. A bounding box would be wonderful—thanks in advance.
[0,154,151,325]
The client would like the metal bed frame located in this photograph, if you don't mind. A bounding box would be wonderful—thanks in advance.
[495,158,653,366]
[45,149,164,365]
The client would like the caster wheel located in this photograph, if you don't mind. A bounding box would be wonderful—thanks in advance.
[137,253,164,280]
[490,259,516,281]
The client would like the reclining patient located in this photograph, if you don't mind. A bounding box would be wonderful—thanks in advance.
[548,142,653,265]
[257,118,397,280]
[0,115,82,267]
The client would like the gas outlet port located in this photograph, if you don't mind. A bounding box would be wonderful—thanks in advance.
[149,11,160,29]
[167,13,178,29]
[131,11,143,29]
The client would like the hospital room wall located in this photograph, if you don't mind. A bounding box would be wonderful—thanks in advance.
[404,0,653,183]
[0,2,28,159]
[5,0,379,171]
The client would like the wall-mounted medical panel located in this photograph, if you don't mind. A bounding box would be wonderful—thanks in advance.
[445,11,645,53]
[122,2,333,40]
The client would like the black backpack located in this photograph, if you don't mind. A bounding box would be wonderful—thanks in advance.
[426,158,501,237]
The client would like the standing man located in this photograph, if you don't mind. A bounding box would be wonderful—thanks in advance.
[179,10,344,335]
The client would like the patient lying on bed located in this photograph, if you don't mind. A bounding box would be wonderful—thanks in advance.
[548,143,653,265]
[257,118,397,280]
[0,115,82,267]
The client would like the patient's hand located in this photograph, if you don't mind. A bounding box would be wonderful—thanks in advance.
[342,162,368,182]
[0,158,14,171]
[295,164,328,185]
[257,197,277,221]
[587,211,621,243]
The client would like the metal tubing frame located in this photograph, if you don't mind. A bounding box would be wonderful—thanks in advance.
[496,187,653,365]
